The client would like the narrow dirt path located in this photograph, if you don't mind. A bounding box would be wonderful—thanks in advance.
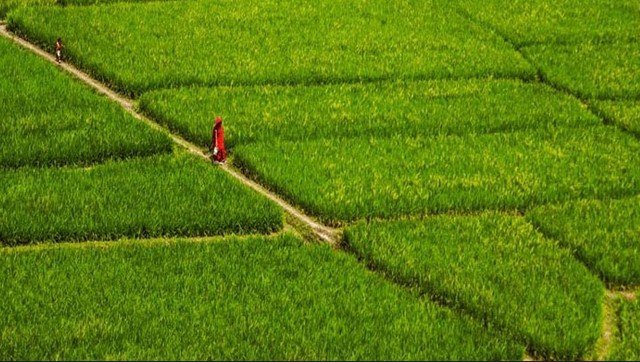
[0,25,338,245]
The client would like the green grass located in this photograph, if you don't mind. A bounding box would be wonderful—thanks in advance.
[139,79,599,148]
[527,196,640,286]
[233,126,640,224]
[343,214,604,359]
[0,233,524,360]
[7,0,534,96]
[522,42,640,100]
[0,36,172,168]
[609,296,640,360]
[456,0,640,46]
[0,151,282,245]
[591,100,640,136]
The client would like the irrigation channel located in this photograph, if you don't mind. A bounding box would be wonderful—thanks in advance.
[1,23,636,361]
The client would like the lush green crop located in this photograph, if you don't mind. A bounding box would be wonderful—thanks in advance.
[522,42,640,100]
[0,37,172,168]
[57,0,175,5]
[233,126,640,224]
[456,0,640,46]
[0,233,524,360]
[343,214,604,358]
[527,197,640,285]
[0,152,282,245]
[609,296,640,361]
[0,0,173,18]
[139,79,599,148]
[7,0,534,96]
[591,100,640,136]
[0,0,53,19]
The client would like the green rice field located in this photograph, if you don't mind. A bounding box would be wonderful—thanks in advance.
[528,197,640,285]
[7,0,534,96]
[522,42,640,100]
[1,0,639,359]
[234,127,640,224]
[0,152,283,245]
[456,0,640,46]
[591,100,640,136]
[0,36,172,168]
[0,234,523,360]
[609,295,640,361]
[343,214,604,358]
[139,79,599,147]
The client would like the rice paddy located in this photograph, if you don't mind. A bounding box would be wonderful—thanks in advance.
[1,0,639,359]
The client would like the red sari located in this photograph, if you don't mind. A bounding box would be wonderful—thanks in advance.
[211,116,227,163]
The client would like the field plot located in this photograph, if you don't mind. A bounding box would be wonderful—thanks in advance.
[234,127,640,224]
[343,214,604,359]
[0,36,172,168]
[522,42,640,100]
[0,0,174,18]
[0,234,523,360]
[527,197,640,285]
[0,0,53,19]
[591,100,640,136]
[0,152,282,245]
[609,296,640,360]
[139,79,599,148]
[7,0,534,96]
[456,0,640,46]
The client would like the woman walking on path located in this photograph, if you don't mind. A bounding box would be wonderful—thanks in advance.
[55,38,63,63]
[210,116,227,164]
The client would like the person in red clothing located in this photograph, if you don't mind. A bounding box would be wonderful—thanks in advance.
[55,38,63,64]
[210,116,227,163]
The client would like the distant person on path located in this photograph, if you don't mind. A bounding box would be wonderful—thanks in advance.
[210,116,227,164]
[55,38,63,64]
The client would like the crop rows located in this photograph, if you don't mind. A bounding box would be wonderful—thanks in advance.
[0,152,283,245]
[522,42,640,100]
[233,126,640,224]
[591,100,640,136]
[6,0,534,96]
[0,233,523,360]
[0,36,172,169]
[527,196,640,285]
[455,0,640,46]
[343,214,603,358]
[139,79,599,148]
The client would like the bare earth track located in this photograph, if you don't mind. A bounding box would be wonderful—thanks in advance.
[0,24,338,245]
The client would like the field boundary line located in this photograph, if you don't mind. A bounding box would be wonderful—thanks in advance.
[594,290,618,360]
[594,288,638,360]
[0,229,299,254]
[0,25,338,245]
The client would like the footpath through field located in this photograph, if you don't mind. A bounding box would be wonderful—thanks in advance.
[0,24,338,245]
